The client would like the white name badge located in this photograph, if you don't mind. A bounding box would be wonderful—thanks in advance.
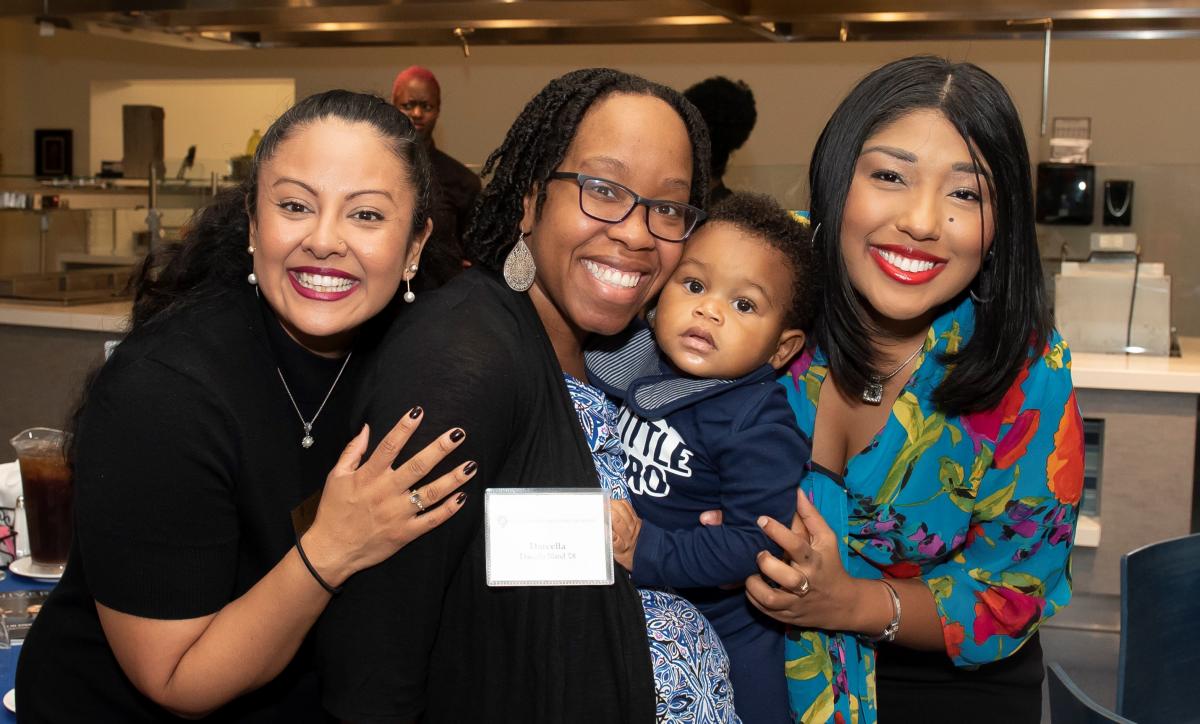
[485,488,614,587]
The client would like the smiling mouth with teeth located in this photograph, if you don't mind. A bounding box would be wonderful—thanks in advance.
[875,249,938,273]
[582,259,643,289]
[294,271,359,293]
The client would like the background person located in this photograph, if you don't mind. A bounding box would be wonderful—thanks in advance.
[744,56,1083,724]
[683,76,757,205]
[392,65,482,287]
[16,90,472,722]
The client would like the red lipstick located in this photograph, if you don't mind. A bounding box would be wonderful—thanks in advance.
[869,246,948,285]
[288,267,361,301]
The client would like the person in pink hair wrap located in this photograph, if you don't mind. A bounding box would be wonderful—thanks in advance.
[392,65,482,287]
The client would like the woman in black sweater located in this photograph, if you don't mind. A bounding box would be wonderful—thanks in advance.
[317,69,729,723]
[17,91,472,722]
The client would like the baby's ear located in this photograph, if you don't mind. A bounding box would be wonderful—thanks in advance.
[768,328,806,370]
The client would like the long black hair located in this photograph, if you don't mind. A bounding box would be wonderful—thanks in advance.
[466,68,711,270]
[131,89,431,331]
[810,55,1050,417]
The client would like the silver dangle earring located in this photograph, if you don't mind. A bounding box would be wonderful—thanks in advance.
[247,242,257,285]
[503,231,536,292]
[403,264,418,303]
[810,222,821,247]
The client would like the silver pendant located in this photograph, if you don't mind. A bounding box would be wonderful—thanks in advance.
[862,378,884,405]
[301,423,314,448]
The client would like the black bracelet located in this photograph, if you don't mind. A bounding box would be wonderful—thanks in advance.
[294,531,343,595]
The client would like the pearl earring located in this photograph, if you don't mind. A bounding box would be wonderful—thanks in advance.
[403,264,418,303]
[247,272,258,286]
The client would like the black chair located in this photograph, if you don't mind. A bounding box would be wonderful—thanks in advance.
[1118,531,1200,723]
[1047,662,1135,724]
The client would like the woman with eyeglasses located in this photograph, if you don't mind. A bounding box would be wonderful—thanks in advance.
[316,68,739,723]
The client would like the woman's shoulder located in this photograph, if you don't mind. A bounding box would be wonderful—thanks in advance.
[377,269,535,359]
[103,293,260,391]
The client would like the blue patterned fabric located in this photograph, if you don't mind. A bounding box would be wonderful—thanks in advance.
[565,374,741,724]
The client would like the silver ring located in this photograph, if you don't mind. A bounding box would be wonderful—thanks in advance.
[408,488,427,513]
[797,572,811,597]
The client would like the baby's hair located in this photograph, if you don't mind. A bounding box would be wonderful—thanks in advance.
[705,192,818,330]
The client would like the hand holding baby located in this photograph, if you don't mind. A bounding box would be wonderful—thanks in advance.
[610,498,642,572]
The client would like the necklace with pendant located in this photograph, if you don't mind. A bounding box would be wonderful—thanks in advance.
[277,352,353,448]
[862,341,924,405]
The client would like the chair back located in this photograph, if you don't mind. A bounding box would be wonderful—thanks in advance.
[1047,663,1135,724]
[1118,531,1200,722]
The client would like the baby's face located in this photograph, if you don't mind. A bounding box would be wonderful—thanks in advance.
[654,222,798,379]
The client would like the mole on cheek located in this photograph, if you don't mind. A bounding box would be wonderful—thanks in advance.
[948,217,955,223]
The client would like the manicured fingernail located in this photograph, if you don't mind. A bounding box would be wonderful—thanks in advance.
[456,492,467,504]
[408,406,423,419]
[757,516,769,528]
[463,460,478,475]
[449,428,465,442]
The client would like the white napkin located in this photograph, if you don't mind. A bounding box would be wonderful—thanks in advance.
[0,462,20,509]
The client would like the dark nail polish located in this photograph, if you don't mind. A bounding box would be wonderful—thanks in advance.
[456,492,467,504]
[463,460,478,475]
[450,428,465,442]
[408,406,423,419]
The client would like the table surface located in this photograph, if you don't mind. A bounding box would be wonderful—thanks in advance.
[1071,336,1200,394]
[0,299,130,333]
[0,566,59,723]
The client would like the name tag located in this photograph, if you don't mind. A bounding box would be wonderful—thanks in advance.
[485,488,614,587]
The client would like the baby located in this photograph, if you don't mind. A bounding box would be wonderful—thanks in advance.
[587,192,816,724]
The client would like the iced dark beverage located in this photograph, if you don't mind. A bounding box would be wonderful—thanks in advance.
[11,429,73,566]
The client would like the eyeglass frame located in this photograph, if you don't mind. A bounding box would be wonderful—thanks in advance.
[547,171,706,242]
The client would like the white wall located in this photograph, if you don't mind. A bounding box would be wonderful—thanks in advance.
[4,19,1200,179]
[89,78,295,177]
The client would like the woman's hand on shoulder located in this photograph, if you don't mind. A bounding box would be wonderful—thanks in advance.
[301,410,477,587]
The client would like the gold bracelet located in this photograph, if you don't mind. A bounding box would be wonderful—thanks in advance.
[869,579,902,643]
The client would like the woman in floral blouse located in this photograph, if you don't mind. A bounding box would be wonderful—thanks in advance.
[744,56,1083,723]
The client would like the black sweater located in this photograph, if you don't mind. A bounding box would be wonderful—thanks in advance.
[17,288,357,723]
[316,269,656,724]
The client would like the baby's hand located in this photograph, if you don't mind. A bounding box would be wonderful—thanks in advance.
[610,499,641,572]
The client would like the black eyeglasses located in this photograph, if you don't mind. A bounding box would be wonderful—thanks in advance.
[548,172,705,242]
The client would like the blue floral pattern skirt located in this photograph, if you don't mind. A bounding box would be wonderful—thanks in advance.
[566,374,740,723]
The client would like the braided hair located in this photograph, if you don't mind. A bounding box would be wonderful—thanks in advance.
[466,68,711,270]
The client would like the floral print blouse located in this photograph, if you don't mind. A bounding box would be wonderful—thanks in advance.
[779,296,1083,723]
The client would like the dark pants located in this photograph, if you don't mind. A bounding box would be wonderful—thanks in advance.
[874,633,1044,723]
